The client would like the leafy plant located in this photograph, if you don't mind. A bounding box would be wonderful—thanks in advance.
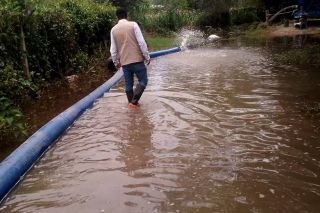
[138,7,199,34]
[0,96,27,137]
[0,0,115,138]
[0,0,115,81]
[0,65,38,100]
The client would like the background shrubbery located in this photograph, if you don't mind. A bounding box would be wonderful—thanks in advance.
[230,7,263,25]
[1,0,114,80]
[0,0,115,137]
[133,0,266,33]
[133,5,199,34]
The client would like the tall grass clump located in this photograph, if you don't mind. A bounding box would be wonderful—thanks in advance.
[133,4,199,34]
[153,9,198,32]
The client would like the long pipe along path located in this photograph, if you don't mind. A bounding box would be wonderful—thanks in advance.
[0,47,182,202]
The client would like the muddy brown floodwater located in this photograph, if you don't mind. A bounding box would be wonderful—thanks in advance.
[1,39,320,213]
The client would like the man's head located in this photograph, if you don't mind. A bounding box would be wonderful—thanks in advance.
[116,8,127,20]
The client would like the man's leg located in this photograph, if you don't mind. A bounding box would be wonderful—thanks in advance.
[132,63,148,105]
[126,90,134,103]
[122,67,134,103]
[132,84,145,105]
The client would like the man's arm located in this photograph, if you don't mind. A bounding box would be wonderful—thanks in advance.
[133,22,150,64]
[110,29,121,69]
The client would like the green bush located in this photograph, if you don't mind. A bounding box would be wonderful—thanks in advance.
[0,65,38,100]
[0,65,36,137]
[134,6,199,34]
[197,11,230,28]
[61,0,114,54]
[0,0,115,138]
[0,8,22,72]
[26,8,77,78]
[230,7,260,25]
[0,97,27,138]
[0,0,114,80]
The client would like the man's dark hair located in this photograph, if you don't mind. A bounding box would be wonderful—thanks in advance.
[116,8,127,19]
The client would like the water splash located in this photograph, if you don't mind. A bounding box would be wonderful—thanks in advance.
[179,29,205,50]
[208,34,220,41]
[179,29,220,50]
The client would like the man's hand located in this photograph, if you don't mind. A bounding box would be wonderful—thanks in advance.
[145,59,151,66]
[116,63,121,70]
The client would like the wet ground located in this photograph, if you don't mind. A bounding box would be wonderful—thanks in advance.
[268,23,320,37]
[1,38,320,212]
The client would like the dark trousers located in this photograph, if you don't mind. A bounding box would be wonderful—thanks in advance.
[122,62,148,104]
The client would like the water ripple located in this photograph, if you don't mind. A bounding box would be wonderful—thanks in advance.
[2,47,320,213]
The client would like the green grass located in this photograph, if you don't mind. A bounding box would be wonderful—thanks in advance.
[245,26,269,39]
[274,44,320,67]
[145,35,180,51]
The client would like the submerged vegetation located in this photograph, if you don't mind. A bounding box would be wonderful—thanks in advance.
[275,43,320,67]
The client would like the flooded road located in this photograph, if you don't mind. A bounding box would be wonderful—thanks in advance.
[1,44,320,212]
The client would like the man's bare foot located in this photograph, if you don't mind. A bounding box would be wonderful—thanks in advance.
[128,103,139,109]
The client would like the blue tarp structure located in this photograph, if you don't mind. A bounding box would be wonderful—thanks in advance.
[294,0,320,19]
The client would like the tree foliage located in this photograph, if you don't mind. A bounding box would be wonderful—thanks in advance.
[0,0,115,138]
[188,0,233,12]
[0,97,27,138]
[96,0,148,10]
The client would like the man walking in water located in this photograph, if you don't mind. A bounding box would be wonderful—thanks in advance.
[110,8,150,108]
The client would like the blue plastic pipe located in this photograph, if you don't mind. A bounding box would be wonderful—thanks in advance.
[150,47,181,58]
[0,47,181,202]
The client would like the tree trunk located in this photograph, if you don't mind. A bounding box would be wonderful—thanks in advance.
[266,5,298,25]
[103,38,109,52]
[20,25,31,80]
